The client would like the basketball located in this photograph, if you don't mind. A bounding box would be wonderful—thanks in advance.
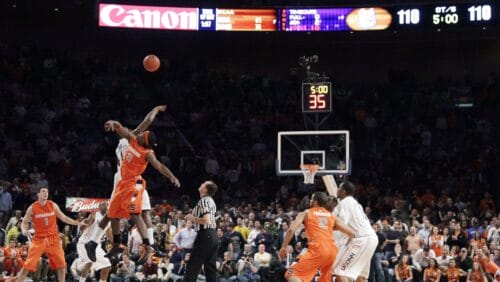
[143,54,160,72]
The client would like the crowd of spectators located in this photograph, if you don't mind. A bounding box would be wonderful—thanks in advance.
[0,40,498,282]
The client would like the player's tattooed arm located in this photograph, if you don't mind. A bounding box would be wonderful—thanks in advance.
[54,203,88,227]
[146,152,180,187]
[132,105,167,134]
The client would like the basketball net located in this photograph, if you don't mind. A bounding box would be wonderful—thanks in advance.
[301,164,320,184]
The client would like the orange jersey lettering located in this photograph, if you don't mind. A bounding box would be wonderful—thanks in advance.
[304,207,336,248]
[120,137,152,179]
[32,200,58,238]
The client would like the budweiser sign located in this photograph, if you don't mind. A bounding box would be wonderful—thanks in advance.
[66,197,108,213]
[99,4,199,30]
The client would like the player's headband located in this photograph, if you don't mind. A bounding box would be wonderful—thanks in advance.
[144,131,150,147]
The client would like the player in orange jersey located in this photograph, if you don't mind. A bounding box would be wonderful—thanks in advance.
[16,187,87,282]
[85,118,180,261]
[279,192,356,282]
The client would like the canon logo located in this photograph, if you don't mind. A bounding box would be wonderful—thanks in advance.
[99,4,198,30]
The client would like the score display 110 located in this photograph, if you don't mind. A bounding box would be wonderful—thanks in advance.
[396,4,493,26]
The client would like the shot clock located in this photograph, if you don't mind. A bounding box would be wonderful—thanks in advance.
[302,82,332,113]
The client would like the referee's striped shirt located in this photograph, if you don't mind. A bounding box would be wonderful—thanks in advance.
[192,196,217,231]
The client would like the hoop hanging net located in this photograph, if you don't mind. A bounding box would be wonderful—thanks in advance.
[300,164,320,184]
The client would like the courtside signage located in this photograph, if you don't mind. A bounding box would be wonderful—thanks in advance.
[66,197,108,213]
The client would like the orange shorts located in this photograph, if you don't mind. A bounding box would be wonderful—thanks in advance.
[23,236,66,272]
[108,177,145,218]
[285,244,338,282]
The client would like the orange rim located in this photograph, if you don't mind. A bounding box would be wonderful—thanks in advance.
[300,164,320,173]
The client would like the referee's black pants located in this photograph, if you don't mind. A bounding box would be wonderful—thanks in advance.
[183,228,219,282]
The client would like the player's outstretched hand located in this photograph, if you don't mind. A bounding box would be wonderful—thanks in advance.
[170,176,180,188]
[78,221,89,227]
[104,121,113,132]
[155,105,167,112]
[278,247,287,261]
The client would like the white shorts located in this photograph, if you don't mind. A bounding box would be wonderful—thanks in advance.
[334,234,378,279]
[76,242,111,271]
[113,172,151,211]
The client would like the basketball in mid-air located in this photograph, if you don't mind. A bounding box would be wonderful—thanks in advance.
[143,54,160,72]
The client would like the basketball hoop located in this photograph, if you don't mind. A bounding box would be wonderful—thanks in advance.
[300,164,320,184]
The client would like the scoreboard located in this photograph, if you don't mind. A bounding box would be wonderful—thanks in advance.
[199,8,277,31]
[279,3,496,31]
[99,2,496,32]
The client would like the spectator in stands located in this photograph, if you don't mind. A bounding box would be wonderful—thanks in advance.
[413,246,437,280]
[253,244,271,280]
[405,226,424,255]
[3,239,23,275]
[171,252,189,282]
[172,220,197,256]
[255,223,273,254]
[5,221,21,246]
[429,226,444,257]
[394,255,413,282]
[111,253,136,282]
[444,258,466,281]
[137,256,158,281]
[423,258,441,282]
[218,251,237,282]
[467,261,488,282]
[157,256,174,281]
[436,246,452,270]
[384,220,407,260]
[0,185,12,225]
[371,222,387,282]
[237,254,260,282]
[419,219,432,245]
[234,217,250,242]
[5,210,22,231]
[450,224,468,249]
[227,222,245,259]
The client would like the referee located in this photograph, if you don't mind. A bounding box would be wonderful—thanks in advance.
[184,180,219,282]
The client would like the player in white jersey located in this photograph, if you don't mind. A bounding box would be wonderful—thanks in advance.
[333,180,378,282]
[77,202,112,282]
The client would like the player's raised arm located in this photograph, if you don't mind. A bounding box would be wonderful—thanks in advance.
[104,120,134,140]
[146,151,181,187]
[132,105,167,134]
[279,211,306,260]
[53,203,87,227]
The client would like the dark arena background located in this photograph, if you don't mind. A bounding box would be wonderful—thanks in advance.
[0,0,499,281]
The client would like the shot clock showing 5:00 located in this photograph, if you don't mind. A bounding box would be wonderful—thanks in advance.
[302,82,332,113]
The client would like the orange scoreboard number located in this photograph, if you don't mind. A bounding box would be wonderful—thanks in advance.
[302,82,332,113]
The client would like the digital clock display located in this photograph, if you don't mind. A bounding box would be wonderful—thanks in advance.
[302,82,332,113]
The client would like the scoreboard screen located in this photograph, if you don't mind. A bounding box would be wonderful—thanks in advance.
[199,8,277,31]
[100,2,496,32]
[391,3,495,28]
[280,7,392,31]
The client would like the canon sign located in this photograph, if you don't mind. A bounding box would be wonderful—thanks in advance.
[99,4,198,30]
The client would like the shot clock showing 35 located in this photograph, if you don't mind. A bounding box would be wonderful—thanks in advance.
[302,82,332,113]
